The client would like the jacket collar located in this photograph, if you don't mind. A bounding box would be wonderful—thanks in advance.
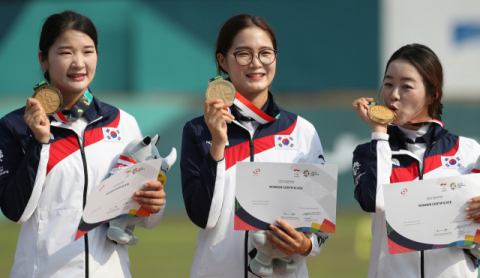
[388,120,448,151]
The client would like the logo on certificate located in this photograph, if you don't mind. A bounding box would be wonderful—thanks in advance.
[441,156,461,169]
[303,170,310,177]
[294,169,300,177]
[275,135,297,150]
[450,182,457,190]
[400,188,408,196]
[253,168,260,175]
[440,183,447,192]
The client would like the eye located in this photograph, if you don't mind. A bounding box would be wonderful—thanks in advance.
[260,50,274,56]
[403,84,413,89]
[383,82,392,87]
[236,51,251,57]
[60,52,71,55]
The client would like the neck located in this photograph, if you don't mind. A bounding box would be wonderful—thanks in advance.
[238,89,269,109]
[62,89,87,110]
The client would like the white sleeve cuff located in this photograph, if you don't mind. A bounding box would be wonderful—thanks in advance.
[372,132,389,141]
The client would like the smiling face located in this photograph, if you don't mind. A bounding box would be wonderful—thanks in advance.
[217,27,276,100]
[39,30,97,105]
[381,59,431,125]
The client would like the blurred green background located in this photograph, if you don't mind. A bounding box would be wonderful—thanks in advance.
[1,0,480,277]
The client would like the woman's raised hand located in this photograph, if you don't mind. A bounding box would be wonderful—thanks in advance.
[24,98,50,144]
[204,99,234,161]
[351,97,387,133]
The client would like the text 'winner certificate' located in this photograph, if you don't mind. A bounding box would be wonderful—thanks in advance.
[383,173,480,254]
[75,159,162,241]
[234,162,338,233]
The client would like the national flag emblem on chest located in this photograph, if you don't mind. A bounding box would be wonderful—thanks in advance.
[275,135,297,150]
[102,127,123,143]
[441,156,462,169]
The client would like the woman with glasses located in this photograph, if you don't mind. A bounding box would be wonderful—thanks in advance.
[180,14,328,278]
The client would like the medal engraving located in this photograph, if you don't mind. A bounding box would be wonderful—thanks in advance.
[32,85,63,116]
[368,104,396,124]
[206,77,235,102]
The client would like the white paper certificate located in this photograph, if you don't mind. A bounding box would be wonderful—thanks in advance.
[234,162,337,233]
[82,159,162,224]
[383,173,480,254]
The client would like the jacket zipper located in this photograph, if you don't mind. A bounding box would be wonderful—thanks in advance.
[416,134,442,278]
[243,126,263,278]
[76,135,90,278]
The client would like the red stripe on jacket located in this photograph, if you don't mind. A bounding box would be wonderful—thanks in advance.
[225,119,297,170]
[47,134,79,175]
[84,113,121,147]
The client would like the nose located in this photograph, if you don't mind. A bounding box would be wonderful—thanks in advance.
[390,86,400,101]
[249,53,262,68]
[72,53,85,69]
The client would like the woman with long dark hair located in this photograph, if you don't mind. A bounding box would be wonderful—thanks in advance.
[0,11,165,277]
[181,14,329,278]
[352,43,480,278]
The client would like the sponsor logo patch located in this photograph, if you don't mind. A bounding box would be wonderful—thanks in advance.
[441,156,462,169]
[275,135,297,150]
[102,128,123,143]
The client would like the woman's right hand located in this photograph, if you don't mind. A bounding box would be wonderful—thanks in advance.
[351,97,387,133]
[204,99,234,161]
[24,98,50,144]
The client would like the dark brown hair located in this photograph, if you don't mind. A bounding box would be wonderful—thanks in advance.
[215,14,277,76]
[39,11,98,82]
[383,44,444,120]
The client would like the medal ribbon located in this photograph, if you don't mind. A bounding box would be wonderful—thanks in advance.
[52,89,93,123]
[208,76,277,124]
[109,155,137,175]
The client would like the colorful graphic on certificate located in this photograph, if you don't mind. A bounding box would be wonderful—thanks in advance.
[234,162,338,233]
[75,159,162,241]
[383,173,480,254]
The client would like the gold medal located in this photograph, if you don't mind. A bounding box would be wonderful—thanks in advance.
[368,103,396,124]
[206,76,236,102]
[32,84,63,116]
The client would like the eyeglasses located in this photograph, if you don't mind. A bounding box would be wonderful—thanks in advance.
[226,49,277,66]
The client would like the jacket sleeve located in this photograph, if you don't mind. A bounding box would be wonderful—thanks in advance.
[0,118,50,223]
[180,122,225,229]
[353,133,392,213]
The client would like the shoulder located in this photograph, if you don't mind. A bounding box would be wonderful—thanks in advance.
[354,142,371,155]
[184,115,206,131]
[0,107,27,131]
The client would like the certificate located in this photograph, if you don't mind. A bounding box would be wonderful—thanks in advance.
[234,162,337,233]
[75,159,162,241]
[383,174,480,254]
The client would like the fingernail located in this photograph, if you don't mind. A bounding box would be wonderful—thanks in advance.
[144,183,149,187]
[135,192,140,196]
[227,101,233,105]
[266,231,271,236]
[277,219,282,224]
[469,199,473,203]
[269,224,275,229]
[466,207,471,211]
[133,197,138,200]
[466,215,471,219]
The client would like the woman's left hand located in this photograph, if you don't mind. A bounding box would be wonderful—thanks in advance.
[267,219,312,256]
[133,180,166,214]
[465,196,480,223]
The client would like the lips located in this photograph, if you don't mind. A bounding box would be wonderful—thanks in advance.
[67,73,86,81]
[389,105,398,114]
[246,73,265,80]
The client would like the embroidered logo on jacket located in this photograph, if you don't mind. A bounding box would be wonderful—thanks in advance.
[0,149,3,162]
[441,156,462,169]
[275,135,297,150]
[102,128,123,143]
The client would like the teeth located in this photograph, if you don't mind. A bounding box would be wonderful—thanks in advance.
[248,74,263,77]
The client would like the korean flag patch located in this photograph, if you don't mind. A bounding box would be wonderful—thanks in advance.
[102,128,123,143]
[275,135,297,150]
[441,156,462,169]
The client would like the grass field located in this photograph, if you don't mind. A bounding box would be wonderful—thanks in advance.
[0,211,370,277]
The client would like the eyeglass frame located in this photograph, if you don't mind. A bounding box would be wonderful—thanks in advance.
[226,49,278,66]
